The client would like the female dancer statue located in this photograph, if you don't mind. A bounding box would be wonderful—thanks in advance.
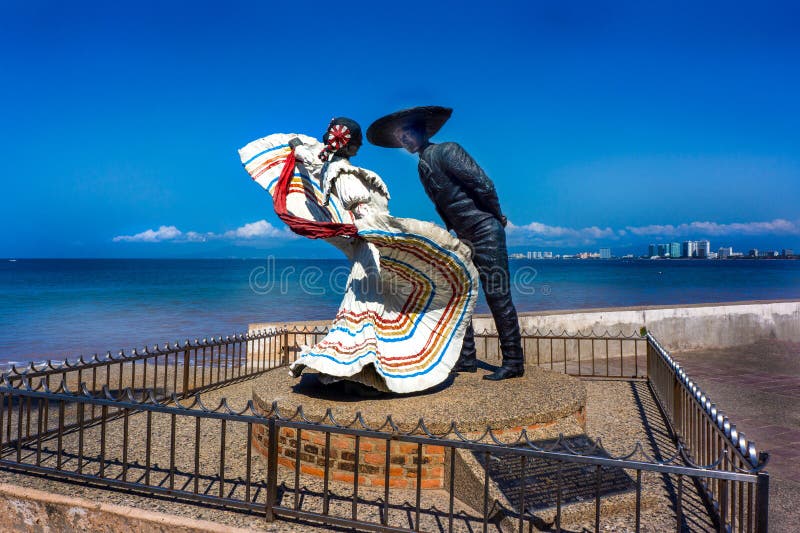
[239,118,478,394]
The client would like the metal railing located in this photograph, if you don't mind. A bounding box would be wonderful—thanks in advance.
[282,325,649,379]
[0,327,770,532]
[2,329,285,397]
[647,333,769,532]
[1,329,285,448]
[0,376,766,533]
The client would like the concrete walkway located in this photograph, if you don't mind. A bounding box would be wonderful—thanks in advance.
[676,341,800,532]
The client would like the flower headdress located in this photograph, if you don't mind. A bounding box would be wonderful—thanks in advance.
[318,117,362,161]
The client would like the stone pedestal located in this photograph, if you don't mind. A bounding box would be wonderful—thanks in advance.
[251,366,587,490]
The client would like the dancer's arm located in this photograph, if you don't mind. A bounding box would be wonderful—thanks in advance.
[335,172,373,217]
[293,144,324,176]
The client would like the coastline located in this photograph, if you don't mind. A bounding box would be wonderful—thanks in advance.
[3,257,799,364]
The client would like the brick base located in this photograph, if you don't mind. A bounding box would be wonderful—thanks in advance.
[251,406,586,490]
[253,424,445,489]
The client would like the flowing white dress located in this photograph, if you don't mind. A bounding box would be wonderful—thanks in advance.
[239,133,478,393]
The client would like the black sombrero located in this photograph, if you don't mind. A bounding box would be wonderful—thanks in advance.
[366,106,452,148]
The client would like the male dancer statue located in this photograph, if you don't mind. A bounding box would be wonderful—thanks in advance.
[367,106,524,380]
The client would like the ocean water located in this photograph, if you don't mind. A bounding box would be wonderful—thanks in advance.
[0,258,798,364]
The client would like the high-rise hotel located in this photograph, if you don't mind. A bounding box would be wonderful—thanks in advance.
[649,239,711,258]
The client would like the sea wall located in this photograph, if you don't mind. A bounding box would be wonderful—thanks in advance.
[498,299,800,351]
[250,300,800,352]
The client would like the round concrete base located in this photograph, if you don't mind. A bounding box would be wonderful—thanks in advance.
[251,366,586,489]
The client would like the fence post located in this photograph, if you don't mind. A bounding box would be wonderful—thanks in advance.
[265,417,279,521]
[282,330,290,365]
[182,347,191,396]
[0,391,4,453]
[672,375,682,434]
[755,471,769,533]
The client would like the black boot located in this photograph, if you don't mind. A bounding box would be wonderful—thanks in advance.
[483,364,524,381]
[453,360,478,373]
[452,322,478,373]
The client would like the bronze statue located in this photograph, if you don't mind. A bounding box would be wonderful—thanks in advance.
[367,106,525,380]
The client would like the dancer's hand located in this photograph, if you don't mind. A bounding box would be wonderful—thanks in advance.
[294,145,316,165]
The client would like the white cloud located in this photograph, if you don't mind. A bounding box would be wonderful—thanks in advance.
[113,219,296,244]
[505,218,800,246]
[113,225,186,243]
[183,231,209,242]
[506,221,617,246]
[625,219,800,237]
[115,218,799,247]
[222,220,288,239]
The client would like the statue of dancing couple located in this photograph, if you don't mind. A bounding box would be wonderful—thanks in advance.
[239,107,524,394]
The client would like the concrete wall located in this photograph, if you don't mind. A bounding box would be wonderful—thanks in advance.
[504,299,799,351]
[250,300,800,352]
[0,483,251,533]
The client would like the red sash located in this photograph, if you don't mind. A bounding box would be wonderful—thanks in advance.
[272,151,359,239]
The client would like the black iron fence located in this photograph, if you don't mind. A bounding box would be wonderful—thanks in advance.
[0,326,769,532]
[2,328,285,399]
[0,329,284,452]
[647,333,769,532]
[282,326,649,379]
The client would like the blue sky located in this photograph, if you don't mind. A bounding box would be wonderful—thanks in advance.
[1,0,798,258]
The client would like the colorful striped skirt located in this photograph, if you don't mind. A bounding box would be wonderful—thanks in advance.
[239,134,478,393]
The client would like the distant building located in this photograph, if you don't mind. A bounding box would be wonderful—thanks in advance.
[749,249,759,258]
[543,251,553,259]
[669,242,681,258]
[599,248,611,259]
[657,244,669,257]
[783,249,794,258]
[718,247,733,259]
[648,244,658,257]
[682,240,697,258]
[696,240,711,258]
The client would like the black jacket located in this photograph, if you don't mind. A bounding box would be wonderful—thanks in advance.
[417,142,505,235]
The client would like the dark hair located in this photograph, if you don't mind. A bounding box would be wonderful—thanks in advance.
[321,117,362,159]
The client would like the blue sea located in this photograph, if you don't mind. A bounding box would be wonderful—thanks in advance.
[1,258,798,365]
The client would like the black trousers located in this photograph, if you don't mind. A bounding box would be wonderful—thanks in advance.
[457,217,524,367]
